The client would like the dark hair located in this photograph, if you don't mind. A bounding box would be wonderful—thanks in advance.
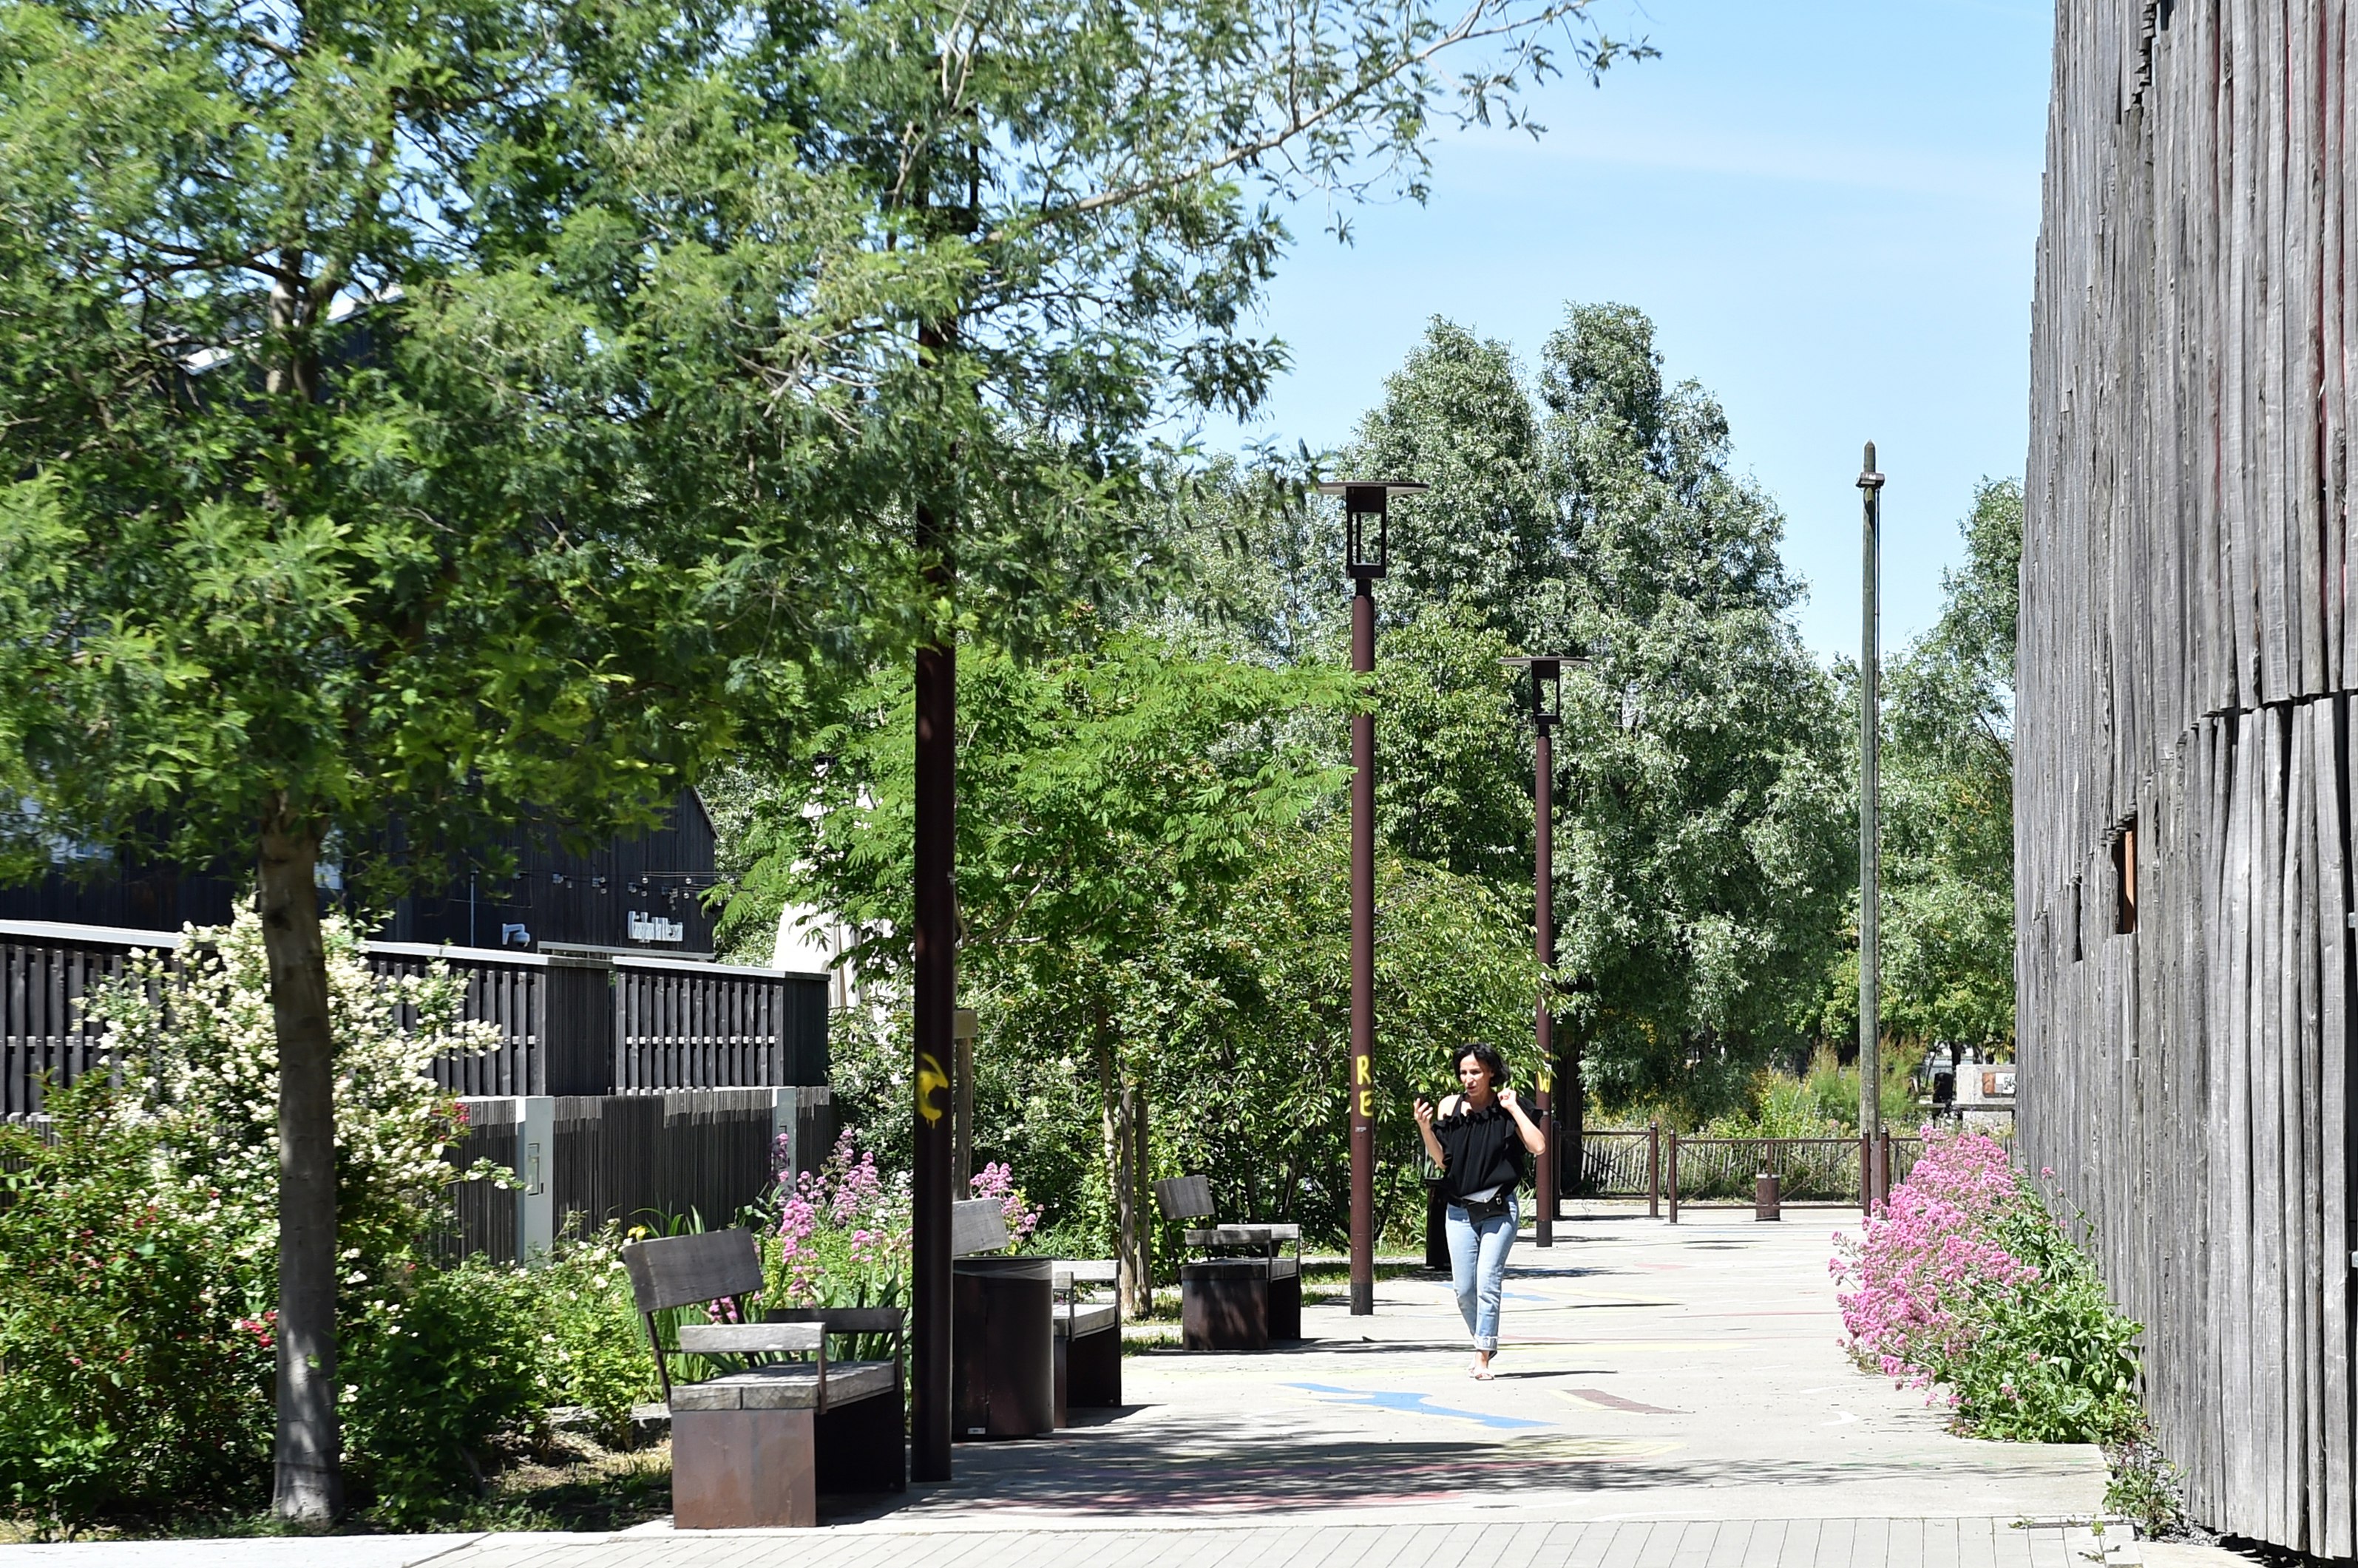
[1454,1042,1509,1091]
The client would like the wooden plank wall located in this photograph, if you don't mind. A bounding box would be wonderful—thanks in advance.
[2025,0,2358,1552]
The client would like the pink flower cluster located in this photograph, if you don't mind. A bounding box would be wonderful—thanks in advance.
[771,1130,913,1305]
[969,1161,1043,1241]
[1830,1127,2039,1391]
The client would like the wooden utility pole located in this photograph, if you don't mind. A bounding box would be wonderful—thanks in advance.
[1856,444,1885,1207]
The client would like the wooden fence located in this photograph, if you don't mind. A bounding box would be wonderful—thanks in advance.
[437,1089,826,1262]
[2025,0,2358,1554]
[0,919,828,1111]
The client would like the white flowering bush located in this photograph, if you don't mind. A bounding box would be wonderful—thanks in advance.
[0,907,515,1528]
[84,906,501,1265]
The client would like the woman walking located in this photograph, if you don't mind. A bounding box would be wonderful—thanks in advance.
[1415,1043,1548,1379]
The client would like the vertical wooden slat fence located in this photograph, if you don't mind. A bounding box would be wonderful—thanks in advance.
[2027,1,2358,1553]
[0,920,830,1110]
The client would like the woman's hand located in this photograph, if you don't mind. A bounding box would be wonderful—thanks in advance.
[1497,1087,1519,1113]
[1413,1097,1434,1129]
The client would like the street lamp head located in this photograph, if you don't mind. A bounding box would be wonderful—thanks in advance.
[1319,478,1427,581]
[1501,654,1588,727]
[1857,441,1886,491]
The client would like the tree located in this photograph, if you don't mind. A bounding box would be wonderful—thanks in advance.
[0,1,759,1515]
[1534,305,1850,1113]
[1342,319,1554,635]
[0,0,1642,1513]
[730,631,1346,1309]
[1877,480,2020,1050]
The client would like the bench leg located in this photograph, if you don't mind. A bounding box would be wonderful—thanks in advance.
[816,1388,907,1494]
[1182,1273,1269,1351]
[673,1408,816,1528]
[1270,1272,1302,1343]
[1065,1324,1122,1407]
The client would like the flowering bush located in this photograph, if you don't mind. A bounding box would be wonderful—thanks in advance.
[763,1132,1041,1309]
[0,909,538,1528]
[1832,1127,2141,1442]
[767,1130,913,1306]
[0,1075,274,1529]
[84,907,501,1267]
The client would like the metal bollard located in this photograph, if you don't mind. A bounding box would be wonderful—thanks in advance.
[1754,1171,1781,1221]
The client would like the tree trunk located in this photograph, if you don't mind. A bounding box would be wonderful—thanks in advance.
[1091,999,1144,1312]
[1131,1070,1151,1311]
[259,818,341,1523]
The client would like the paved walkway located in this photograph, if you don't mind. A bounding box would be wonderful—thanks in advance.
[0,1208,2246,1567]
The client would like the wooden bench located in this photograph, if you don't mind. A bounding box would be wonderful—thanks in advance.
[1051,1258,1122,1420]
[951,1196,1054,1437]
[1155,1173,1301,1351]
[622,1228,904,1528]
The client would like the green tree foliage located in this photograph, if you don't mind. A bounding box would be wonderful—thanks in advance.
[1342,320,1554,634]
[0,0,1639,1510]
[1370,600,1533,889]
[1535,305,1850,1107]
[1877,480,2021,1049]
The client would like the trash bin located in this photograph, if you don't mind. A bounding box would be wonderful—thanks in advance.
[953,1255,1054,1439]
[1754,1171,1782,1221]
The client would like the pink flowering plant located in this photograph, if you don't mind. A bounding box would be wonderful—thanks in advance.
[765,1130,914,1309]
[1832,1127,2142,1442]
[762,1133,1044,1313]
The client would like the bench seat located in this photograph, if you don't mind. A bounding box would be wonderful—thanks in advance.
[1054,1303,1119,1340]
[668,1359,898,1411]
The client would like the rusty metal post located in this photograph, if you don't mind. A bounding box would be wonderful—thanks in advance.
[1348,574,1376,1314]
[1327,478,1421,1318]
[1666,1130,1681,1224]
[1647,1121,1661,1218]
[1859,1132,1872,1214]
[1533,685,1556,1246]
[911,529,956,1482]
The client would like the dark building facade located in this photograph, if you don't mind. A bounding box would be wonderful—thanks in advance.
[0,792,722,958]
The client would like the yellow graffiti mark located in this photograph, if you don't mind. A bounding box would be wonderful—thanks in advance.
[1537,1067,1553,1093]
[1355,1055,1372,1085]
[1357,1089,1375,1117]
[916,1051,949,1124]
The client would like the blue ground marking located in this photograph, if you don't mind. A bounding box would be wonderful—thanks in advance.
[1286,1382,1551,1430]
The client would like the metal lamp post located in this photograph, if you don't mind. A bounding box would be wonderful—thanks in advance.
[1320,477,1425,1317]
[1857,444,1886,1209]
[1502,655,1583,1247]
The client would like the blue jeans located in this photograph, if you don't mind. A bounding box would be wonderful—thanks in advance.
[1445,1195,1518,1352]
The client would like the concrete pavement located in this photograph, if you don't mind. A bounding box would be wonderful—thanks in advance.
[0,1206,2249,1567]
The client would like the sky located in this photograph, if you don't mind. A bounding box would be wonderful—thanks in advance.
[1203,0,2056,662]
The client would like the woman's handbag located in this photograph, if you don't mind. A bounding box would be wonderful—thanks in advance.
[1457,1192,1510,1224]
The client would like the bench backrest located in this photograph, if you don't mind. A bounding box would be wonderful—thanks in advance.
[768,1306,907,1337]
[623,1229,763,1314]
[1154,1173,1215,1221]
[952,1196,1009,1256]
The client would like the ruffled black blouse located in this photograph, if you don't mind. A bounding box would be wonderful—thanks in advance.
[1434,1101,1525,1205]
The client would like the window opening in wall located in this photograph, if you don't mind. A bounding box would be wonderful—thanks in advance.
[2114,818,2139,934]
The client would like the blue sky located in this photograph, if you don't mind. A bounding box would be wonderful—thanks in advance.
[1206,0,2054,661]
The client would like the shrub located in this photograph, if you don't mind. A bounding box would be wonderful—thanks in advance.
[0,1077,272,1531]
[342,1258,549,1522]
[1832,1127,2141,1443]
[762,1132,1040,1309]
[537,1226,660,1448]
[0,910,524,1530]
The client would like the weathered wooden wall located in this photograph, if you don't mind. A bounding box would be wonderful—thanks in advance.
[2025,0,2358,1552]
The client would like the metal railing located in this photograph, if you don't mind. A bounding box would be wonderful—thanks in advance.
[1575,1125,1954,1215]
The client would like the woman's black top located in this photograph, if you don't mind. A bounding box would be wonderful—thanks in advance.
[1434,1100,1525,1204]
